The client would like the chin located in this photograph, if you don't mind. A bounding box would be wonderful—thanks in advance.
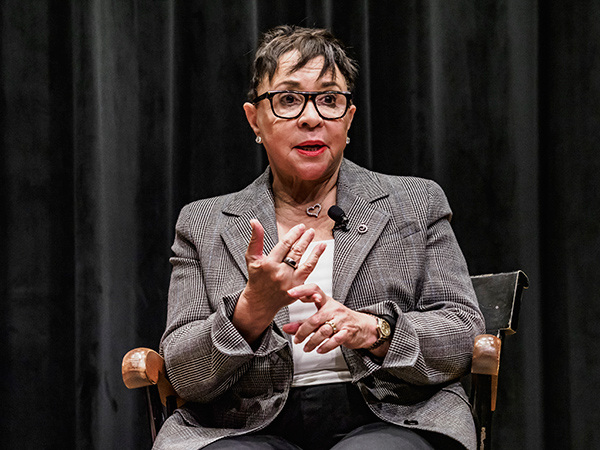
[294,161,340,182]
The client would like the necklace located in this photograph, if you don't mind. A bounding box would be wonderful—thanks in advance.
[306,203,322,218]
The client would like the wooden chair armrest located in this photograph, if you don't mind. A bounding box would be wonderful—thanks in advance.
[122,348,164,388]
[471,334,501,412]
[472,334,501,376]
[122,347,184,408]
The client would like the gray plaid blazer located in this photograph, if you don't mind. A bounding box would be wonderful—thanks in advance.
[153,159,485,450]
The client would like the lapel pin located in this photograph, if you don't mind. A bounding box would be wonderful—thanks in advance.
[357,224,368,234]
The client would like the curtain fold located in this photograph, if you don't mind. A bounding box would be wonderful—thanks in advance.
[2,1,599,448]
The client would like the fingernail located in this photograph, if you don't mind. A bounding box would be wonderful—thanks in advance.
[287,288,296,296]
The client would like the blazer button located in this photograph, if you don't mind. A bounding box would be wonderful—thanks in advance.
[403,419,419,425]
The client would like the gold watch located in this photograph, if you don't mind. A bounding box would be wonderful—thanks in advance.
[369,316,392,349]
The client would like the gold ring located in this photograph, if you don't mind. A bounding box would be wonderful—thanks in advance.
[324,320,338,334]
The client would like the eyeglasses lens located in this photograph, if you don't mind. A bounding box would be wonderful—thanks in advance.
[272,92,347,119]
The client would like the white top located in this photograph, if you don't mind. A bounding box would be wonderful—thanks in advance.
[288,239,353,387]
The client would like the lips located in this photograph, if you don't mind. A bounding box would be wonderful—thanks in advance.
[294,140,328,156]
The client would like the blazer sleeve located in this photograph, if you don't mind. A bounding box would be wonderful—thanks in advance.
[159,203,287,403]
[354,180,485,385]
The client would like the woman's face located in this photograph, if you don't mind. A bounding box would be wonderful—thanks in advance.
[244,51,356,187]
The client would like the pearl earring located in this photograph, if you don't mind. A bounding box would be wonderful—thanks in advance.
[255,136,262,144]
[346,136,351,144]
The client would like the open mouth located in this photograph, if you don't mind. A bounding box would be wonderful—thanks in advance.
[295,145,325,152]
[294,141,327,155]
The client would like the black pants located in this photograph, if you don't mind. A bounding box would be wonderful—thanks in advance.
[203,383,464,450]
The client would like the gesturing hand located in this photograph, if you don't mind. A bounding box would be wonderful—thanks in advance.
[233,219,327,344]
[281,283,379,354]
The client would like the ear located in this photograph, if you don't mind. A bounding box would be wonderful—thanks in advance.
[345,104,357,131]
[243,102,261,136]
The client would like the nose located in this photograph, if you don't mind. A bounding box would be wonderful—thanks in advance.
[298,97,323,128]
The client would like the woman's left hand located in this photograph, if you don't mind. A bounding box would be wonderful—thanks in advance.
[281,283,379,354]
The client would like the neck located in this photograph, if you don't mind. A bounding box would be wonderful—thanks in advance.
[271,173,338,235]
[270,164,341,240]
[273,178,337,210]
[274,183,338,241]
[270,163,341,207]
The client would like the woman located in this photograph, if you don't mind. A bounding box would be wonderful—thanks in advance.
[154,25,485,450]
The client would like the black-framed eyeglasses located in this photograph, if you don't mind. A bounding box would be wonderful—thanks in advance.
[252,90,353,120]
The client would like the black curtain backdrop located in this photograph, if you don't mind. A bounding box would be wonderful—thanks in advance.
[1,1,598,449]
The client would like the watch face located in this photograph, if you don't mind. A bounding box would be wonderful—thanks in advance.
[379,319,391,338]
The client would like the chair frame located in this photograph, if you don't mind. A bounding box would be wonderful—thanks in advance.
[122,271,529,449]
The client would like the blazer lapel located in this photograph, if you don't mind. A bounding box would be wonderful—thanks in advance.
[220,169,279,280]
[219,169,291,333]
[332,160,391,303]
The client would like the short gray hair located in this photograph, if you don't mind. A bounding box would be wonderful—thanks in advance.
[248,25,359,101]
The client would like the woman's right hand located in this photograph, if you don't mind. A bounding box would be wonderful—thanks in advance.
[232,219,326,344]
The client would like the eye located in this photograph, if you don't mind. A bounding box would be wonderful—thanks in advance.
[277,93,303,106]
[317,93,338,107]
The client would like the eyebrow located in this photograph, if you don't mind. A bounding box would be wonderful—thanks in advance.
[274,79,343,90]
